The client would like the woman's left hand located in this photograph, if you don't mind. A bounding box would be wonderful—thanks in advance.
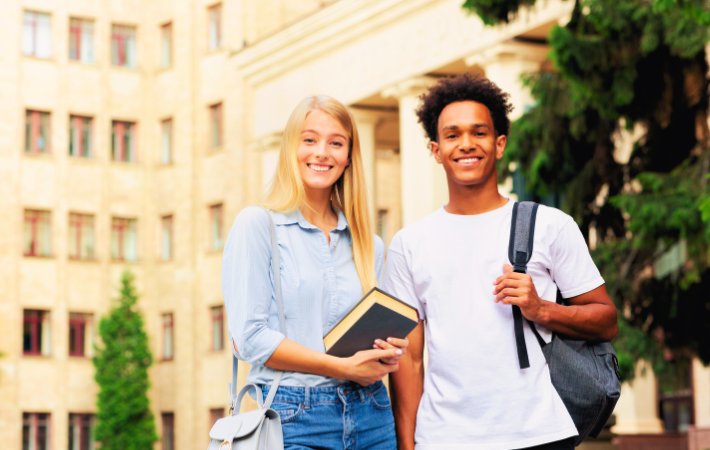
[373,337,409,365]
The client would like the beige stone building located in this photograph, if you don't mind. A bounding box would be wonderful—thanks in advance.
[0,0,709,450]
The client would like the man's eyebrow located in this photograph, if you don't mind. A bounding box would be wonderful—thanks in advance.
[441,123,491,131]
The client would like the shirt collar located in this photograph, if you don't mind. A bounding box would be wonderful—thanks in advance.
[272,208,349,232]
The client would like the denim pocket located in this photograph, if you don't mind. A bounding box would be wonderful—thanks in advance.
[270,401,305,424]
[370,386,392,411]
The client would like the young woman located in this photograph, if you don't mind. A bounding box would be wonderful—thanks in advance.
[222,95,407,450]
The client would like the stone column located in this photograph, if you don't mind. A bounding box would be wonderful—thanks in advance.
[383,77,448,227]
[350,108,381,224]
[466,41,549,199]
[611,360,664,434]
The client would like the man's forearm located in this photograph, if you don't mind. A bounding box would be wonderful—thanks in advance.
[390,322,425,450]
[537,286,618,341]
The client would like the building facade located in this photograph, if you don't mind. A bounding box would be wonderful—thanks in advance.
[0,1,709,450]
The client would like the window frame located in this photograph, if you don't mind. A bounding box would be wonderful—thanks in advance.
[25,110,51,155]
[111,120,138,163]
[23,309,50,356]
[111,217,138,262]
[22,10,52,59]
[161,215,173,261]
[69,17,95,63]
[69,115,93,158]
[111,24,137,68]
[22,412,51,450]
[207,4,222,51]
[24,209,52,257]
[162,313,174,361]
[211,305,224,351]
[162,412,175,450]
[68,313,92,357]
[160,118,172,164]
[161,23,172,68]
[209,203,223,250]
[209,103,223,149]
[68,413,95,450]
[68,212,95,260]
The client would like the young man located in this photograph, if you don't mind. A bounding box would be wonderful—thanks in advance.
[383,74,618,450]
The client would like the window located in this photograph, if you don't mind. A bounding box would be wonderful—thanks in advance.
[69,313,93,357]
[658,360,694,432]
[161,23,172,68]
[162,313,173,360]
[22,11,51,58]
[162,413,175,450]
[161,215,173,261]
[209,103,222,148]
[161,119,172,164]
[111,217,138,262]
[69,116,92,158]
[69,213,95,260]
[68,413,94,450]
[23,310,51,356]
[111,120,136,163]
[25,110,51,155]
[377,209,388,244]
[208,4,222,50]
[111,25,136,68]
[24,209,51,257]
[211,306,224,351]
[22,413,50,450]
[209,204,223,250]
[69,18,94,63]
[209,408,224,427]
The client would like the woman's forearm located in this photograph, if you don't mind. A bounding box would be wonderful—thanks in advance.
[263,339,346,380]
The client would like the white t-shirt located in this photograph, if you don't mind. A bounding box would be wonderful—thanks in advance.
[383,200,604,450]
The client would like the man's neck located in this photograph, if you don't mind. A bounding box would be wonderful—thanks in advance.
[444,174,508,216]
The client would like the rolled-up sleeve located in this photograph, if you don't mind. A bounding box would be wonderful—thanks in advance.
[222,206,286,366]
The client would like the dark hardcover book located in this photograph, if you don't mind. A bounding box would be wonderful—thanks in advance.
[324,287,419,358]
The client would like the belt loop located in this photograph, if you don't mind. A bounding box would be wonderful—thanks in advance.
[358,387,365,403]
[304,387,310,409]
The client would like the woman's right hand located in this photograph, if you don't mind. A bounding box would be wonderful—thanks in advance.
[338,348,402,386]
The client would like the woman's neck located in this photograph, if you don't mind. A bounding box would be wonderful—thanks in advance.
[301,187,338,230]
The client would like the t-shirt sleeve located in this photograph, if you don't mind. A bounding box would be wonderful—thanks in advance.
[383,234,425,320]
[551,218,605,299]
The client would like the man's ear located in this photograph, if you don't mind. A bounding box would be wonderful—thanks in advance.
[495,134,507,160]
[431,141,442,164]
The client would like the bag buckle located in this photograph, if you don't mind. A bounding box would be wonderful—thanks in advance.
[219,440,232,450]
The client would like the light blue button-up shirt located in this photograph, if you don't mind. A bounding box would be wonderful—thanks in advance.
[222,206,385,387]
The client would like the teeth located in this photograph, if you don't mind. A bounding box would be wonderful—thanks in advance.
[459,157,481,163]
[309,164,331,172]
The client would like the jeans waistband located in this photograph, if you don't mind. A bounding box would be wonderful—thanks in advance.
[261,380,385,406]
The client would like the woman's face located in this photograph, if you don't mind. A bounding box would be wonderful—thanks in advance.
[296,110,351,195]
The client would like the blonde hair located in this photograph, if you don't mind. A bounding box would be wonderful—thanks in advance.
[262,95,376,294]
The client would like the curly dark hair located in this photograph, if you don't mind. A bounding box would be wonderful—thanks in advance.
[416,73,513,143]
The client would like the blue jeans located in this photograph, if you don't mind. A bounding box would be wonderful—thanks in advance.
[261,381,396,450]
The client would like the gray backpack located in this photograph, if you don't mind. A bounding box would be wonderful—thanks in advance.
[509,202,621,446]
[208,208,286,450]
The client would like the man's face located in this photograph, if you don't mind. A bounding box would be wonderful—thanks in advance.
[431,101,506,187]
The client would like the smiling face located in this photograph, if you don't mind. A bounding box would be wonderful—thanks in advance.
[296,109,351,195]
[431,101,506,188]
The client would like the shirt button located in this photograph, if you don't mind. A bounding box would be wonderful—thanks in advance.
[331,295,336,300]
[327,268,333,272]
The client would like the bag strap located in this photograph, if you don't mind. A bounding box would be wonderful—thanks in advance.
[508,202,546,369]
[229,207,288,415]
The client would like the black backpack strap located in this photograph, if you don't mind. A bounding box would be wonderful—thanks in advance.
[508,202,544,369]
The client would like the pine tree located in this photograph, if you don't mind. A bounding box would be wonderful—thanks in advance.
[93,271,158,450]
[462,0,710,380]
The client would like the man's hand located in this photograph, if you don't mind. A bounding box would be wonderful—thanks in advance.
[493,264,547,323]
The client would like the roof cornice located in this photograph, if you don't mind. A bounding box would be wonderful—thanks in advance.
[231,0,439,85]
